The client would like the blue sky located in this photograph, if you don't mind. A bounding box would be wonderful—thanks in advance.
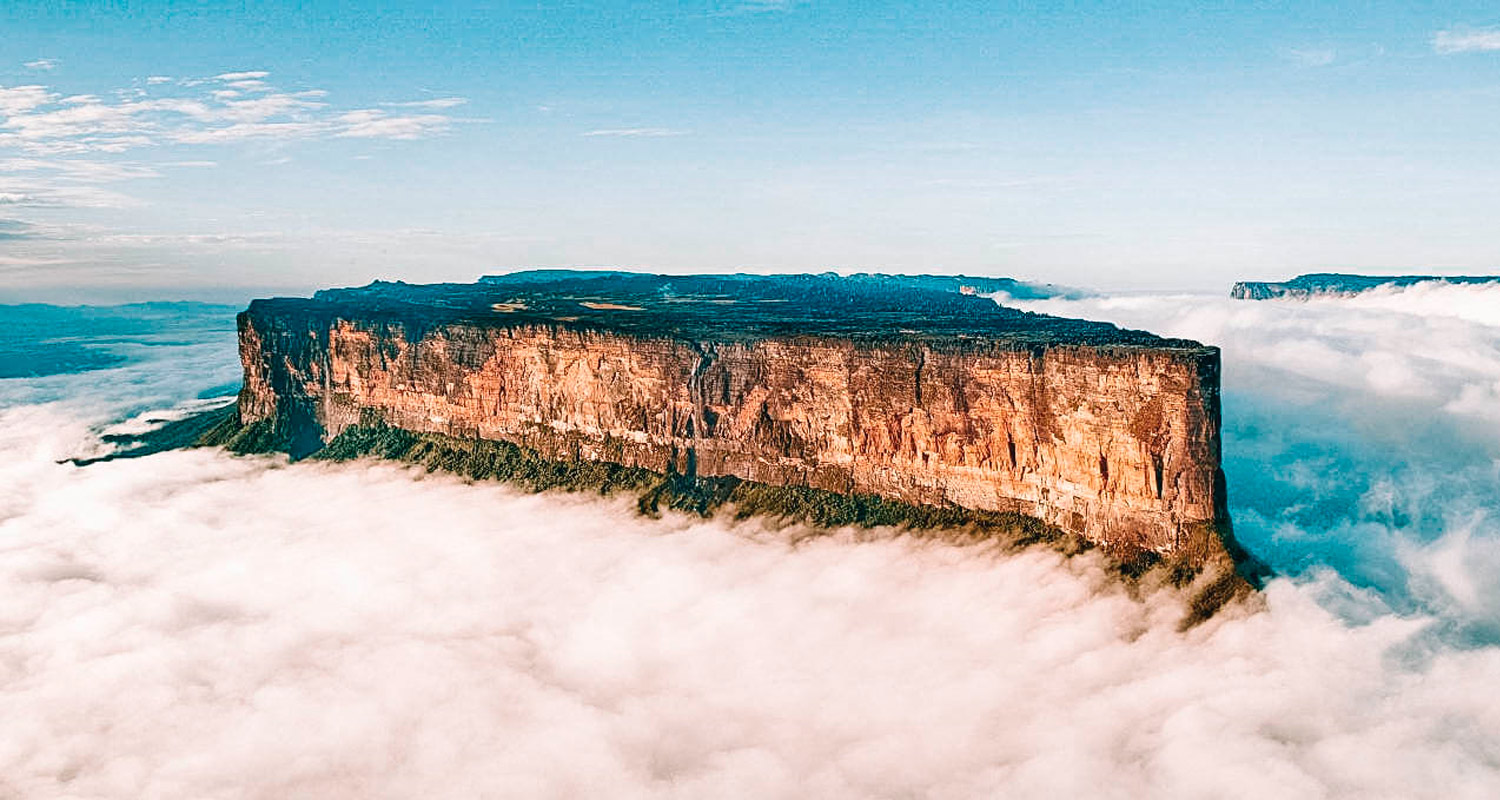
[1,1,1498,300]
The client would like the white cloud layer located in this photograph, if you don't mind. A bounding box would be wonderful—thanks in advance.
[4,289,1500,796]
[1009,282,1500,431]
[1010,283,1500,631]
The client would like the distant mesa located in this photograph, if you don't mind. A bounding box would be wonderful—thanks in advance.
[812,272,1085,301]
[476,270,1086,301]
[1231,273,1500,300]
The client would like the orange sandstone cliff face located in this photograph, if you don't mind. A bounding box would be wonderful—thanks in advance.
[235,275,1226,556]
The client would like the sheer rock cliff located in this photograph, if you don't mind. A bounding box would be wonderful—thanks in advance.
[233,272,1232,561]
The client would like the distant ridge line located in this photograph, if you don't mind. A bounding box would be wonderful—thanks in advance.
[1231,272,1500,300]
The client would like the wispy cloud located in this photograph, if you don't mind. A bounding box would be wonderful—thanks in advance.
[0,72,469,218]
[334,109,451,139]
[168,121,323,145]
[212,71,270,81]
[0,251,69,264]
[84,230,288,247]
[1432,26,1500,54]
[380,97,468,109]
[0,71,465,155]
[581,127,690,138]
[713,0,806,15]
[0,217,39,240]
[0,158,159,182]
[23,59,57,72]
[0,182,139,208]
[0,86,55,116]
[1285,47,1337,67]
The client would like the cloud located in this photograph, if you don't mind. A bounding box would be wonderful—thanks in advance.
[0,217,40,240]
[84,230,287,248]
[1010,283,1500,627]
[0,85,56,115]
[224,79,272,93]
[0,158,160,182]
[1432,26,1500,54]
[0,413,1494,797]
[581,127,690,137]
[23,59,57,71]
[0,253,68,266]
[0,74,464,156]
[1285,47,1337,67]
[713,0,806,15]
[0,182,139,208]
[164,121,320,144]
[4,294,1500,794]
[333,109,450,139]
[380,97,468,109]
[144,76,173,85]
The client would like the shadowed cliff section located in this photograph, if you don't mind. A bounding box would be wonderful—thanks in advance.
[1232,273,1500,300]
[217,270,1263,621]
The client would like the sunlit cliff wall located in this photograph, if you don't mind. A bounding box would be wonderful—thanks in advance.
[237,310,1225,554]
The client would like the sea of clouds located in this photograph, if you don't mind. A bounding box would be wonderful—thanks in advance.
[2,288,1500,798]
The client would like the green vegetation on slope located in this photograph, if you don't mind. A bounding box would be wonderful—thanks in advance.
[195,415,1251,625]
[197,408,298,454]
[302,420,1070,548]
[65,403,239,465]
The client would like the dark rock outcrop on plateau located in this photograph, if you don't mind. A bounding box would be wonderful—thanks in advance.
[222,270,1250,581]
[1232,272,1500,300]
[477,270,1080,301]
